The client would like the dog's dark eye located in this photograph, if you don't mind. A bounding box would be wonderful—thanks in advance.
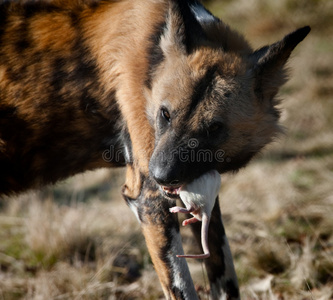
[209,122,224,133]
[161,107,171,123]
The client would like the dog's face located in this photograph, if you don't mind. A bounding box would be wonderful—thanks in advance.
[145,2,310,198]
[147,48,276,196]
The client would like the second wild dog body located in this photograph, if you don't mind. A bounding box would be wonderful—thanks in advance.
[0,0,310,299]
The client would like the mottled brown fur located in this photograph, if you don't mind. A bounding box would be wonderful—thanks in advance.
[0,0,165,194]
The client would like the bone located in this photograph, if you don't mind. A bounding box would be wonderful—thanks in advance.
[169,170,221,259]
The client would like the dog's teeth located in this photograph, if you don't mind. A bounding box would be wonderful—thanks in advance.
[161,186,181,197]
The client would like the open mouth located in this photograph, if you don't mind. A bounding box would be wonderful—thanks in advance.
[161,186,181,198]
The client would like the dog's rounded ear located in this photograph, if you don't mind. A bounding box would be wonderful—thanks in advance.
[250,26,311,102]
[161,0,211,55]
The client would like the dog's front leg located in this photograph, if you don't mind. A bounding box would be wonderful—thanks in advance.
[190,199,240,300]
[124,175,198,300]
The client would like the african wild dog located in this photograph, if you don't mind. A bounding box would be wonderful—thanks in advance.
[0,0,309,299]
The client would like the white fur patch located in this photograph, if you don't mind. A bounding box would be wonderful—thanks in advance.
[167,228,199,299]
[128,200,141,223]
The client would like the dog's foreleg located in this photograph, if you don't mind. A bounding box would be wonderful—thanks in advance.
[190,199,240,300]
[124,176,198,300]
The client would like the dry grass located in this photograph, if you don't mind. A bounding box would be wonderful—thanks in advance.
[1,0,333,299]
[0,170,164,299]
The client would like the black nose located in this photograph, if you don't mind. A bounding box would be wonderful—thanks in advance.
[150,165,181,187]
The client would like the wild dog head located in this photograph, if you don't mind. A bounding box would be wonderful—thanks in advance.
[145,0,310,197]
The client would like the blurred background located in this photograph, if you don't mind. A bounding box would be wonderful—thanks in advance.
[0,0,332,299]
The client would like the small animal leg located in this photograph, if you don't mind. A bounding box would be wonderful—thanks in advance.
[169,206,192,214]
[182,217,199,226]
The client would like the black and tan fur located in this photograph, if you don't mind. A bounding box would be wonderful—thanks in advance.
[0,0,309,299]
